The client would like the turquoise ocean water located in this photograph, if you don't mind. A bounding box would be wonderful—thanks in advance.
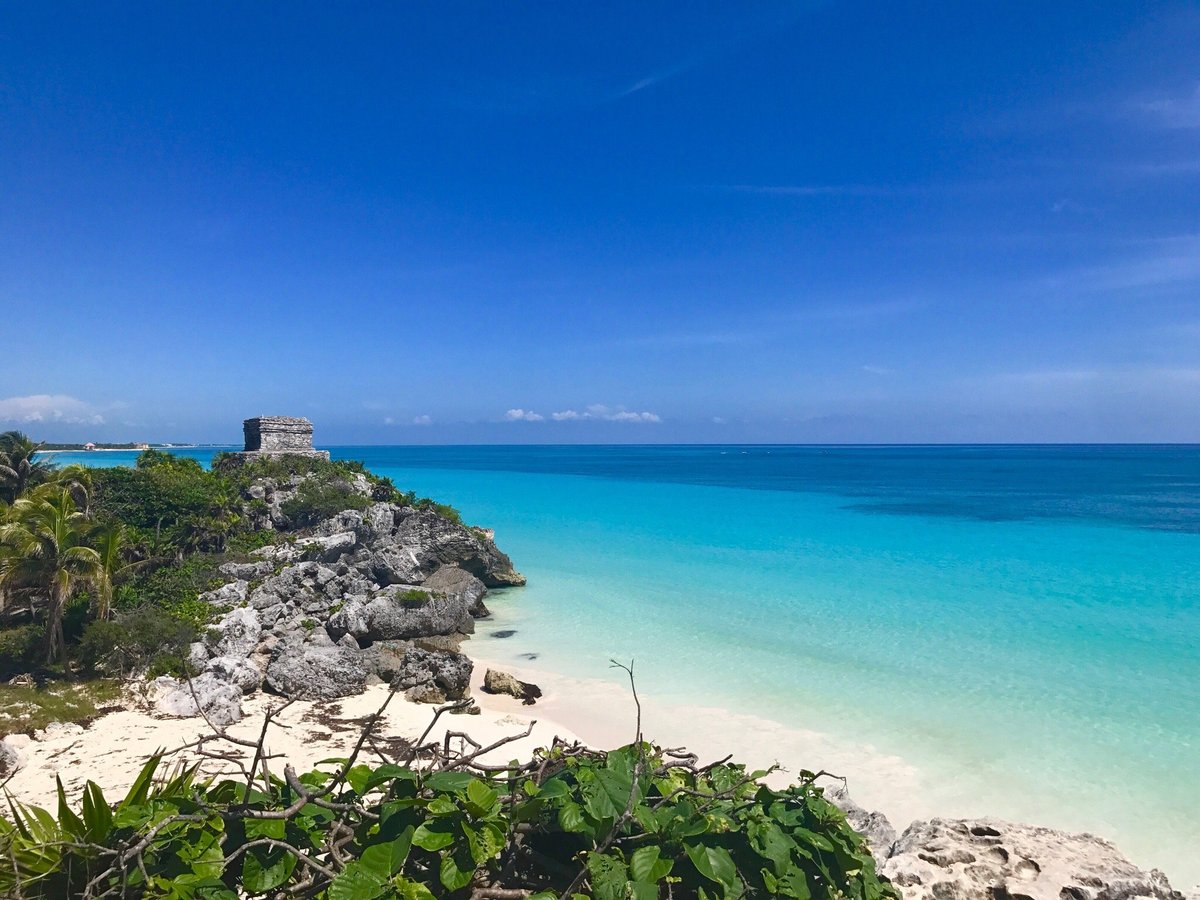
[54,445,1200,880]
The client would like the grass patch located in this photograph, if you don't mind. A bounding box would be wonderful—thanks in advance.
[0,679,126,736]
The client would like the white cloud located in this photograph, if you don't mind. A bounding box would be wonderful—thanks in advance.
[505,408,544,422]
[551,404,662,423]
[0,394,106,426]
[1139,83,1200,129]
[412,415,432,426]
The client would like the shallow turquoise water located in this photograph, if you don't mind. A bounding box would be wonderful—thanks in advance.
[53,445,1200,879]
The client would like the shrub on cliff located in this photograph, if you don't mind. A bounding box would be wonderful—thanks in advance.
[279,478,372,527]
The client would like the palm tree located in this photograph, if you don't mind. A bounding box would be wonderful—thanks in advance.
[0,487,102,663]
[0,431,53,503]
[53,464,93,515]
[90,522,143,621]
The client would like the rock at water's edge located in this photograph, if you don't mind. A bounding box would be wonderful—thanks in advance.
[882,817,1184,900]
[481,668,542,705]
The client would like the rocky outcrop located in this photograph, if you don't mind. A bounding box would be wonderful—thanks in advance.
[388,647,473,704]
[881,818,1184,900]
[264,636,369,700]
[153,474,524,713]
[481,668,542,705]
[823,784,898,868]
[153,673,243,726]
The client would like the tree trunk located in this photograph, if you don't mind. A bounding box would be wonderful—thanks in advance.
[43,582,66,664]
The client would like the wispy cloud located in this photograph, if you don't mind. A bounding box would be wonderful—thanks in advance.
[1044,234,1200,294]
[551,404,661,423]
[861,365,893,376]
[412,415,432,426]
[505,408,544,422]
[0,394,106,426]
[1136,83,1200,129]
[723,184,900,198]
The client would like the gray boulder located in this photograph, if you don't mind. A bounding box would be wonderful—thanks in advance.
[156,673,243,726]
[205,655,263,694]
[392,507,525,587]
[330,567,488,642]
[389,647,473,703]
[205,606,262,659]
[264,638,369,700]
[882,818,1184,900]
[481,668,542,705]
[822,783,897,867]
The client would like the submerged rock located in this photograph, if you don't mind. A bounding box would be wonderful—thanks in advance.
[882,818,1185,900]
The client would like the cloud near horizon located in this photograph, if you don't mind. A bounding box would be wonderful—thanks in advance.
[505,408,545,422]
[0,394,106,426]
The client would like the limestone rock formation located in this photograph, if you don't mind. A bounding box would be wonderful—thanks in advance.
[388,647,473,704]
[882,818,1184,900]
[481,668,542,705]
[822,784,898,868]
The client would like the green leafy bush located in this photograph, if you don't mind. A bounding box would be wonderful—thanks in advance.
[279,479,371,528]
[115,555,223,628]
[0,740,897,899]
[76,607,199,677]
[0,624,44,678]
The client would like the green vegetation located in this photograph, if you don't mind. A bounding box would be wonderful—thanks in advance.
[0,435,464,682]
[0,736,896,899]
[280,477,372,527]
[0,678,125,736]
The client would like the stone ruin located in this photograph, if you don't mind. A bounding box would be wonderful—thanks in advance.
[225,416,330,464]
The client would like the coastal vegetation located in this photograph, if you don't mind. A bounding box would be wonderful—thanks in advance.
[0,432,900,898]
[0,691,896,900]
[0,434,451,677]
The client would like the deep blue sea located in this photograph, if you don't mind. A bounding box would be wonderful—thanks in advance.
[52,444,1200,880]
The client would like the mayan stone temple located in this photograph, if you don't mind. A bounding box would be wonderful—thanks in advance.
[230,416,330,463]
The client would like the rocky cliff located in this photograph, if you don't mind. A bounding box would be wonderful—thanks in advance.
[153,469,524,723]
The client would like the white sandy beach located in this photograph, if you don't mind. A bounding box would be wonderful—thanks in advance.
[4,657,922,826]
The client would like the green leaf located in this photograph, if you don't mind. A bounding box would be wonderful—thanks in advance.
[244,817,286,840]
[685,842,740,890]
[412,822,455,851]
[535,777,570,799]
[328,861,386,900]
[438,847,476,892]
[242,844,297,893]
[120,754,162,809]
[558,800,587,833]
[394,878,438,900]
[55,776,86,839]
[363,764,418,793]
[630,845,674,883]
[423,771,475,793]
[345,764,373,795]
[585,852,628,900]
[359,829,414,880]
[464,779,499,817]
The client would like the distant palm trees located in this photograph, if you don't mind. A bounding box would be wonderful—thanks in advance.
[0,431,53,503]
[0,486,102,662]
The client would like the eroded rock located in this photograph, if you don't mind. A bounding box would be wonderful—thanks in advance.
[882,818,1184,900]
[481,668,542,705]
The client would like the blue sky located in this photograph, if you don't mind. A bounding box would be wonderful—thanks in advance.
[2,2,1198,444]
